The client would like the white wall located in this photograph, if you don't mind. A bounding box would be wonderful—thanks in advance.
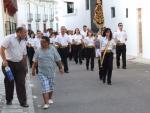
[0,0,4,40]
[57,0,91,31]
[141,2,150,59]
[103,0,138,56]
[17,0,28,28]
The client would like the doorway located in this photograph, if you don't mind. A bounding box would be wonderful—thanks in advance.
[137,8,143,56]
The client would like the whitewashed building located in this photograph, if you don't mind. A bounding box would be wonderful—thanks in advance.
[17,0,91,32]
[103,0,150,59]
[0,0,91,37]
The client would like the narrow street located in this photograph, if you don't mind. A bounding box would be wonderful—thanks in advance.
[31,60,150,113]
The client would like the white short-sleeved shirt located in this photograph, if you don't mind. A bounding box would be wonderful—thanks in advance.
[55,34,70,46]
[84,37,95,46]
[27,37,35,47]
[68,35,74,44]
[81,30,87,39]
[73,34,83,45]
[33,37,41,49]
[100,36,116,51]
[1,33,27,62]
[113,30,127,44]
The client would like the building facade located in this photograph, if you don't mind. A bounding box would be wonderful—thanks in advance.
[103,0,150,59]
[17,0,91,32]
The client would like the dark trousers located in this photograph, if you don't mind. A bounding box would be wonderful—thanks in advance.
[58,47,69,72]
[74,44,83,64]
[27,46,35,68]
[85,48,95,70]
[69,45,75,61]
[98,59,103,80]
[116,44,126,68]
[2,61,27,105]
[101,52,113,83]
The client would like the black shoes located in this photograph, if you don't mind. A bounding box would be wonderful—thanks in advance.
[20,103,29,107]
[107,83,112,85]
[6,101,12,105]
[122,67,126,69]
[65,71,69,73]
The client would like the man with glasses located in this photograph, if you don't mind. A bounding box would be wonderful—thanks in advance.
[114,23,127,69]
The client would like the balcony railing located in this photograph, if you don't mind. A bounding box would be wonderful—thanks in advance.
[43,14,48,22]
[35,14,41,22]
[27,13,33,22]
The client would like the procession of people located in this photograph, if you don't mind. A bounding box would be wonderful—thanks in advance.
[0,23,127,109]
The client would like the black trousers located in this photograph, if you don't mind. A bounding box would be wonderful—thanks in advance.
[116,44,126,68]
[85,47,95,70]
[27,46,35,68]
[74,44,83,64]
[69,44,75,61]
[58,47,69,72]
[2,61,27,105]
[101,52,113,84]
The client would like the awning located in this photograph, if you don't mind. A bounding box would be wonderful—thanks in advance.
[3,0,18,16]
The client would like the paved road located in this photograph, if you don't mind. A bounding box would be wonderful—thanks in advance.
[31,60,150,113]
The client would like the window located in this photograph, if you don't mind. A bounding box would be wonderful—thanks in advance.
[67,2,74,14]
[126,8,128,18]
[111,7,115,18]
[5,21,16,35]
[28,24,32,30]
[86,0,89,10]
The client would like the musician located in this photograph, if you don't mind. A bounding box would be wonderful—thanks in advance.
[55,26,70,73]
[114,23,127,69]
[73,28,84,64]
[84,30,95,71]
[100,28,115,85]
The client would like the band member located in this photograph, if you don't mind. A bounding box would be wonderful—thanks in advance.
[26,31,35,68]
[56,26,70,73]
[81,25,88,59]
[100,28,116,85]
[73,28,84,64]
[67,30,74,61]
[114,23,127,69]
[49,32,59,49]
[84,30,95,71]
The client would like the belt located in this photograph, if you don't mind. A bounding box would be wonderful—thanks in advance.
[87,46,95,48]
[55,46,59,48]
[59,46,68,48]
[102,50,112,53]
[117,43,125,46]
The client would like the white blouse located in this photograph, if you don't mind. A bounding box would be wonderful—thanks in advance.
[100,36,116,51]
[84,36,95,46]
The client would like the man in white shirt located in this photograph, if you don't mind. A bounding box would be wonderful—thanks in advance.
[80,25,88,60]
[33,30,43,50]
[1,27,29,107]
[56,26,70,73]
[114,23,127,69]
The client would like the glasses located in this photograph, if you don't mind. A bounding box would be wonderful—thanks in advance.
[119,25,123,27]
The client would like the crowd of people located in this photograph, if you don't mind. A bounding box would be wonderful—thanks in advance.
[0,22,127,109]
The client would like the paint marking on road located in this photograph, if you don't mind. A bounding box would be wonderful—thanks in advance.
[29,83,34,87]
[33,96,38,99]
[145,70,149,73]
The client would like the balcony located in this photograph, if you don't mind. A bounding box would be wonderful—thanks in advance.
[35,14,41,22]
[27,13,33,22]
[43,14,48,22]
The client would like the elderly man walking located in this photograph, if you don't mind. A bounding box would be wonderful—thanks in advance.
[0,27,29,107]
